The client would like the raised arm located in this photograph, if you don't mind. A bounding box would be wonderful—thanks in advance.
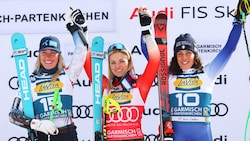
[136,6,160,102]
[65,8,88,84]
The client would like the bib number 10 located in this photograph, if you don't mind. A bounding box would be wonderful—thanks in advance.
[176,93,199,106]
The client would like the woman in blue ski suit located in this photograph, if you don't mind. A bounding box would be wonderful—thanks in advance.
[9,8,88,141]
[167,25,240,141]
[167,1,249,140]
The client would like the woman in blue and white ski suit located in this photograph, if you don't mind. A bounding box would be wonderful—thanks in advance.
[168,23,241,141]
[9,8,88,141]
[167,2,248,140]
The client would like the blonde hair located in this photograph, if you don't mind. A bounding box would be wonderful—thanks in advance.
[107,48,135,91]
[34,53,65,81]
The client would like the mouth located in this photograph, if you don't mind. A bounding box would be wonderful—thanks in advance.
[114,69,124,77]
[44,60,53,64]
[182,61,188,65]
[115,70,124,75]
[116,69,123,72]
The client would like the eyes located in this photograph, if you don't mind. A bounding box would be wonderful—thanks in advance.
[40,51,58,58]
[109,52,129,67]
[176,50,193,57]
[110,59,127,66]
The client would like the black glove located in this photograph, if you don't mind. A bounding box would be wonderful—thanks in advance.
[164,133,173,141]
[138,7,152,35]
[139,13,152,26]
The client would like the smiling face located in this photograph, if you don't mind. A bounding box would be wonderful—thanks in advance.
[176,50,195,70]
[39,49,59,70]
[109,52,129,77]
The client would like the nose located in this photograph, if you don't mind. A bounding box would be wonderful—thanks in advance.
[182,54,187,59]
[115,63,121,68]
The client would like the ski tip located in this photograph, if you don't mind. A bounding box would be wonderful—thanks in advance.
[11,32,24,39]
[12,32,23,36]
[11,32,26,48]
[155,12,167,20]
[92,36,104,46]
[11,32,24,41]
[93,36,104,41]
[91,36,104,52]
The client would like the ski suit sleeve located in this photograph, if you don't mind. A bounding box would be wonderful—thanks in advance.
[9,109,32,129]
[137,34,160,102]
[66,30,88,84]
[83,49,108,93]
[205,22,242,80]
[136,6,160,102]
[140,33,149,60]
[9,97,32,129]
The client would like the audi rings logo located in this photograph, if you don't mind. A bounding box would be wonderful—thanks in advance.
[72,105,93,119]
[8,136,27,141]
[144,134,159,141]
[107,107,139,123]
[210,103,228,116]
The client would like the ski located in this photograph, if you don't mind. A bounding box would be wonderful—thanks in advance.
[140,13,172,140]
[11,33,36,140]
[154,13,173,141]
[91,36,105,141]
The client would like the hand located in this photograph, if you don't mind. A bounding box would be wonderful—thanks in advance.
[138,6,152,26]
[66,7,87,34]
[30,119,59,135]
[66,7,85,24]
[138,6,152,35]
[164,133,174,141]
[164,121,174,141]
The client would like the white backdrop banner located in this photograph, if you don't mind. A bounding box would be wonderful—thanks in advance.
[1,0,250,141]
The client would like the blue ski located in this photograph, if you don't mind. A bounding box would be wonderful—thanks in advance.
[11,33,36,140]
[91,36,105,141]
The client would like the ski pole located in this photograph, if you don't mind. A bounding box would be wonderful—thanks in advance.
[244,109,250,141]
[48,88,63,141]
[242,22,250,61]
[103,96,121,140]
[50,88,63,121]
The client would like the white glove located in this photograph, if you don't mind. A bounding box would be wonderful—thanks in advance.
[30,119,59,135]
[66,7,88,36]
[66,7,87,29]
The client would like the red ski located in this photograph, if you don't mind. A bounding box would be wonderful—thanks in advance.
[140,12,173,141]
[154,13,173,141]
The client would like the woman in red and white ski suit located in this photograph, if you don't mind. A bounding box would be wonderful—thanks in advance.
[84,6,160,141]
